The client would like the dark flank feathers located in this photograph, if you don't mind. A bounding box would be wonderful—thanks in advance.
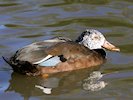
[2,56,39,76]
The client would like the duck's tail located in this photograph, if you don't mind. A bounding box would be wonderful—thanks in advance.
[2,56,39,76]
[2,56,11,66]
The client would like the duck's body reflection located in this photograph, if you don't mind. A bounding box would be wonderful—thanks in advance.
[6,66,102,99]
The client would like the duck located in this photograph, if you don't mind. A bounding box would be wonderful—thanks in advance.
[3,29,120,76]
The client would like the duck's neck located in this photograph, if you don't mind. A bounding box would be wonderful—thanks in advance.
[93,49,106,59]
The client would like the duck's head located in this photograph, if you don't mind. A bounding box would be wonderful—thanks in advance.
[75,29,120,51]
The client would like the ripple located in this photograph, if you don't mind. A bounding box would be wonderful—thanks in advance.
[103,71,133,80]
[41,0,110,7]
[0,44,6,48]
[5,24,25,28]
[118,44,133,53]
[41,2,71,7]
[44,17,133,28]
[20,34,44,38]
[0,3,20,7]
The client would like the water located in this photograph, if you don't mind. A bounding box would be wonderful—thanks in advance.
[0,0,133,100]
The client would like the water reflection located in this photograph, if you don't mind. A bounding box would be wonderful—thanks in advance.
[6,66,100,98]
[35,85,52,95]
[83,71,107,91]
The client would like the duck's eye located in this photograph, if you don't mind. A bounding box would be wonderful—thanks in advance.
[87,31,91,34]
[94,36,99,39]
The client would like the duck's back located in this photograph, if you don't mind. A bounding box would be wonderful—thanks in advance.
[15,37,72,63]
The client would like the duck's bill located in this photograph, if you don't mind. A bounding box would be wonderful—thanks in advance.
[102,40,120,52]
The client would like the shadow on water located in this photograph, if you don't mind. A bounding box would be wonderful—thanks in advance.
[6,66,100,99]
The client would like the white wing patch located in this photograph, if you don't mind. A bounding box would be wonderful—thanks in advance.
[33,55,61,67]
[33,55,53,64]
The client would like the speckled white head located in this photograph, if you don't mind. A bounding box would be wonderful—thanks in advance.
[76,29,120,51]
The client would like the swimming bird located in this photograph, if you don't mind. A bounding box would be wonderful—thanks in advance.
[3,29,120,76]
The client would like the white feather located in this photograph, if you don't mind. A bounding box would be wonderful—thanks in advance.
[33,55,53,64]
[35,85,52,94]
[38,56,61,66]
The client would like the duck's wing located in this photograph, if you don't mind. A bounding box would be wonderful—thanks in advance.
[15,37,72,63]
[33,42,94,67]
[15,42,56,63]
